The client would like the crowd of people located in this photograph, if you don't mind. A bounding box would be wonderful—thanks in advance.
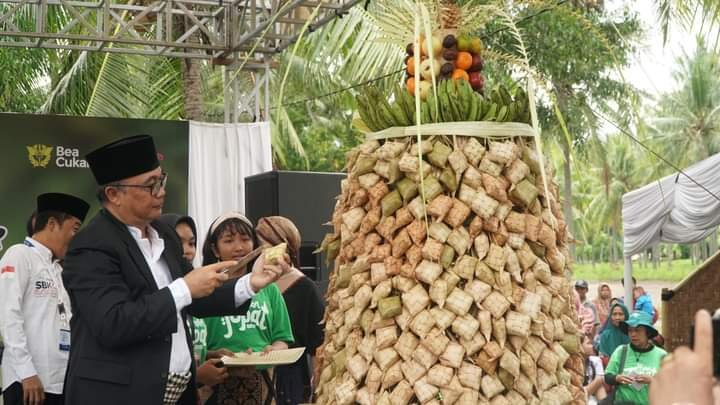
[0,135,324,405]
[574,279,670,405]
[0,133,716,405]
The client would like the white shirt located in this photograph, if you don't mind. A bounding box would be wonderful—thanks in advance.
[0,238,71,394]
[585,355,605,385]
[126,226,256,374]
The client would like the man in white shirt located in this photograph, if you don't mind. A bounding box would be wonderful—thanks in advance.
[62,135,287,405]
[0,193,89,405]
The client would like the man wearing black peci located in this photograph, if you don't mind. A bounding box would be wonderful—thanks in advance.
[0,193,89,405]
[61,135,287,405]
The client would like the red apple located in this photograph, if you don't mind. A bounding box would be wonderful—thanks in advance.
[468,54,484,72]
[469,72,484,90]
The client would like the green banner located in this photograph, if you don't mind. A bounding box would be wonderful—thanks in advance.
[0,113,189,249]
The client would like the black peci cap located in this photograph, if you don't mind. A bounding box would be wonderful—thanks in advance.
[86,135,160,185]
[37,193,90,222]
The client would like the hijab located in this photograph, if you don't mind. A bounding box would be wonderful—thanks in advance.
[593,282,611,326]
[598,302,630,356]
[255,216,304,293]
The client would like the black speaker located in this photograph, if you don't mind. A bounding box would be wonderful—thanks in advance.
[245,171,345,291]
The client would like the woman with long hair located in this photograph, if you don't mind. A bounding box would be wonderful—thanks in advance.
[255,216,325,404]
[201,212,294,405]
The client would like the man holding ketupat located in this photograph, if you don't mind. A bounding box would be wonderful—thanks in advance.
[61,134,292,405]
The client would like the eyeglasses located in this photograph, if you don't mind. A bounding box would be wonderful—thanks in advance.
[112,172,168,197]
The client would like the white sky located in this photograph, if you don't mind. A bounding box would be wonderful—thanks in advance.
[590,0,706,137]
[611,0,700,96]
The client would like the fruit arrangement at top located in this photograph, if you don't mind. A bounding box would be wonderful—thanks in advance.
[405,33,486,100]
[355,29,533,133]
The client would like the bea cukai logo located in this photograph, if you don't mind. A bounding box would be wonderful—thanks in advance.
[27,145,88,168]
[27,144,53,168]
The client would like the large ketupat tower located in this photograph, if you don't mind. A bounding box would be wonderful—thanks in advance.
[313,2,585,404]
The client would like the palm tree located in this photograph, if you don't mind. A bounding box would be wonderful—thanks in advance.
[654,0,720,49]
[584,134,645,263]
[650,39,720,170]
[649,40,720,260]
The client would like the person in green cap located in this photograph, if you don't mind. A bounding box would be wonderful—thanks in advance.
[604,310,667,405]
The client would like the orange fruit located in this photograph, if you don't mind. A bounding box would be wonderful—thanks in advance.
[455,52,473,70]
[407,77,416,95]
[452,69,469,81]
[406,57,416,76]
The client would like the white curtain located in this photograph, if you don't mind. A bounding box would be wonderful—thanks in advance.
[622,152,720,256]
[187,121,272,265]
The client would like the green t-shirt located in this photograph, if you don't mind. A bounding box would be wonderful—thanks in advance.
[192,317,208,363]
[204,283,295,353]
[606,344,667,405]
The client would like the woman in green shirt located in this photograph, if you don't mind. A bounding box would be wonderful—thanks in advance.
[604,311,667,405]
[201,212,295,405]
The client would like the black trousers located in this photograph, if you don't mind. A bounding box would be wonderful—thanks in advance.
[2,382,64,405]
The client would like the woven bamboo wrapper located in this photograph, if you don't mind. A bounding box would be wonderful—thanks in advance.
[314,104,583,404]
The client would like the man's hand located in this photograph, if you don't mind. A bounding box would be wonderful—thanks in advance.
[650,309,715,405]
[21,375,44,405]
[249,254,290,293]
[184,261,236,298]
[196,359,229,387]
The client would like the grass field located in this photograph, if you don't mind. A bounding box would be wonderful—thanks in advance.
[572,259,698,282]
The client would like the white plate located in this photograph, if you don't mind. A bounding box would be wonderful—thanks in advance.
[220,347,305,367]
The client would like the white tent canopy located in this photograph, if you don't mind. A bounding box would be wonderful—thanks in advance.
[621,152,720,304]
[622,152,720,256]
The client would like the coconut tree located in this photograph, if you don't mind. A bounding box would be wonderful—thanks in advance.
[650,40,720,170]
[649,40,720,259]
[584,134,645,263]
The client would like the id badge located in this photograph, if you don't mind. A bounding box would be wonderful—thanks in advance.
[59,329,71,352]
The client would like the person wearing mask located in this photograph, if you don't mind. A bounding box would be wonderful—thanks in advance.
[160,214,232,404]
[598,302,631,360]
[255,216,325,404]
[604,311,667,405]
[593,283,612,327]
[202,212,295,405]
[0,193,89,405]
[61,135,288,405]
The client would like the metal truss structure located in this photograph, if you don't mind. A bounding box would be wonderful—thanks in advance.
[0,0,363,121]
